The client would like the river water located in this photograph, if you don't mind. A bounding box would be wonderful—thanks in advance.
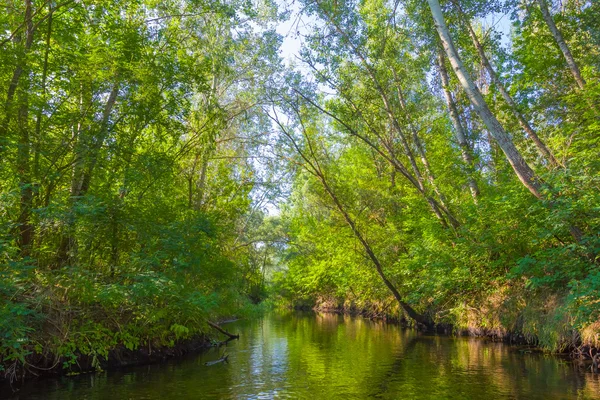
[6,312,600,399]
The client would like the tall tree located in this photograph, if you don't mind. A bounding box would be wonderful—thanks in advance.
[537,0,586,89]
[269,100,432,327]
[436,50,480,202]
[452,0,560,168]
[427,0,544,199]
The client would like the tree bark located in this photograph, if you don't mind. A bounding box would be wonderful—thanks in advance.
[271,108,433,328]
[537,0,586,90]
[454,2,560,168]
[207,321,239,339]
[16,0,36,256]
[437,50,480,203]
[427,0,544,199]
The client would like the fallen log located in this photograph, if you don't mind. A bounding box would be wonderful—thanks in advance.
[204,354,229,366]
[211,337,236,347]
[207,321,239,339]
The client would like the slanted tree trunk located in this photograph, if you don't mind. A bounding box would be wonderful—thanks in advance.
[454,2,560,168]
[429,0,585,243]
[77,82,120,196]
[437,50,480,203]
[57,82,120,266]
[392,73,456,219]
[271,108,433,329]
[207,321,239,339]
[293,87,456,230]
[537,0,586,90]
[427,0,544,199]
[316,161,432,328]
[312,0,458,229]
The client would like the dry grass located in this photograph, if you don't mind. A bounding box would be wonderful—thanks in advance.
[580,321,600,348]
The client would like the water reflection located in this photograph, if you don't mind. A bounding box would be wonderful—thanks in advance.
[6,311,600,399]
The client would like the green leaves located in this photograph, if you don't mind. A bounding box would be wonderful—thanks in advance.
[268,0,600,343]
[0,0,283,374]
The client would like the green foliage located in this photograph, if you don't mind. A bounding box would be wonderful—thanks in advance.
[0,0,281,375]
[269,0,600,350]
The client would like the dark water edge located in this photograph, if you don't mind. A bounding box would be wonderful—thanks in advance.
[3,311,600,399]
[0,334,214,395]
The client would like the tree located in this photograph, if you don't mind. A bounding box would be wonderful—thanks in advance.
[268,93,433,327]
[427,0,545,199]
[537,0,586,89]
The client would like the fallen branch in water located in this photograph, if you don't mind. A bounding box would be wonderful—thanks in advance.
[207,321,239,339]
[219,318,239,324]
[204,354,229,366]
[213,337,236,347]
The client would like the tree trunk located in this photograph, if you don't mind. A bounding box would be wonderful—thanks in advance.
[58,81,120,266]
[196,155,209,209]
[110,199,119,276]
[16,0,35,257]
[455,3,560,168]
[393,75,458,225]
[34,3,53,178]
[427,0,544,199]
[273,109,433,328]
[312,0,458,228]
[294,87,455,229]
[319,176,433,328]
[17,95,33,257]
[537,0,586,90]
[437,50,480,203]
[77,82,120,196]
[1,70,22,153]
[207,321,239,339]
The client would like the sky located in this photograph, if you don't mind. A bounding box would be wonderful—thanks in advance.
[274,0,515,64]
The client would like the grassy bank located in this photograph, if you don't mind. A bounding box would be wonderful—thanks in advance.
[0,263,266,388]
[283,285,600,358]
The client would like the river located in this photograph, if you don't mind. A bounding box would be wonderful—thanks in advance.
[6,312,600,399]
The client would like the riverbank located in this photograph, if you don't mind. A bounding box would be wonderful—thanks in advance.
[0,261,263,393]
[6,312,600,399]
[0,326,242,394]
[305,293,600,372]
[3,300,598,395]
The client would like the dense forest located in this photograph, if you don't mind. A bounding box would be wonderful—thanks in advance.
[1,0,599,383]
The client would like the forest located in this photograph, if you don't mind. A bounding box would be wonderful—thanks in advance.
[0,0,599,384]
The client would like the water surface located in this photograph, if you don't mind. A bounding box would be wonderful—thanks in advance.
[7,312,600,399]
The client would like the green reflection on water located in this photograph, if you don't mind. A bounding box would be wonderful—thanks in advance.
[8,312,600,399]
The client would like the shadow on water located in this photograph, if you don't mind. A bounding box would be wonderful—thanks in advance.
[5,311,600,399]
